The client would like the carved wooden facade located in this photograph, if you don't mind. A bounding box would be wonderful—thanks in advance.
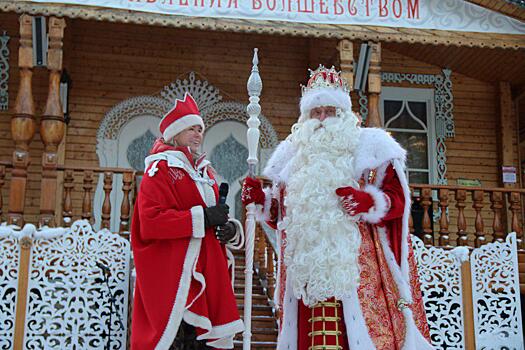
[0,1,524,349]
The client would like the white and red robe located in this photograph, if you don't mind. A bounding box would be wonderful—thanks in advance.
[131,146,243,350]
[261,128,433,350]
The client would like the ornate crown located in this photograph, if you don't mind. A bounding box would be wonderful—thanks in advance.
[301,65,350,96]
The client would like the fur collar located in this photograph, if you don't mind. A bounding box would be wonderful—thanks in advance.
[263,127,406,184]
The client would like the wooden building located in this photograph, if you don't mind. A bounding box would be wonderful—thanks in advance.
[0,0,524,348]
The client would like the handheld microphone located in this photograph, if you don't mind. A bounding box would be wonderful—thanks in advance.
[218,183,229,205]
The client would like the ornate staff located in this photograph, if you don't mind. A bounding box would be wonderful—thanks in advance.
[243,48,262,350]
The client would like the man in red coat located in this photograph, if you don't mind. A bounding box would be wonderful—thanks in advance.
[131,93,244,350]
[242,66,433,350]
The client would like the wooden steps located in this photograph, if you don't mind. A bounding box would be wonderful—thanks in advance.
[233,249,278,349]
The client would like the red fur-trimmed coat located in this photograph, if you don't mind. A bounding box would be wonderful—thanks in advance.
[131,146,243,350]
[261,128,434,350]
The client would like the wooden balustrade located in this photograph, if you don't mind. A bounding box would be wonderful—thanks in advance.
[55,165,139,235]
[119,172,133,236]
[472,190,485,248]
[456,189,468,246]
[62,170,74,226]
[101,172,113,229]
[438,188,450,247]
[81,170,94,222]
[410,184,525,250]
[0,164,6,221]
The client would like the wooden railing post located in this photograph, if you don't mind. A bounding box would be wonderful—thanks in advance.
[82,171,94,222]
[490,191,504,242]
[258,228,267,281]
[421,188,433,246]
[8,15,35,227]
[101,172,113,229]
[455,189,468,246]
[62,170,74,226]
[408,189,415,236]
[472,190,485,248]
[0,165,5,221]
[508,191,522,248]
[13,236,32,350]
[266,237,275,299]
[365,42,382,128]
[39,17,66,227]
[119,172,133,236]
[438,188,450,247]
[460,259,476,350]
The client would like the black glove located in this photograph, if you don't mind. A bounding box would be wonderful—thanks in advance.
[216,222,236,244]
[203,204,229,228]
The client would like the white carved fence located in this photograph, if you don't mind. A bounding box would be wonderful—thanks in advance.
[0,220,131,350]
[413,233,524,350]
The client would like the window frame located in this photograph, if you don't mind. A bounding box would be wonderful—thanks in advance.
[380,86,438,185]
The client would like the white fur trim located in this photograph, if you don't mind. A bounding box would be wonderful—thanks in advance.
[393,158,412,280]
[264,128,406,186]
[354,128,407,178]
[257,187,273,222]
[377,226,435,350]
[341,290,376,350]
[155,237,202,350]
[300,87,351,115]
[253,187,272,223]
[183,311,244,349]
[191,206,205,238]
[263,140,297,183]
[162,114,204,141]
[377,227,413,302]
[360,185,390,224]
[276,275,299,350]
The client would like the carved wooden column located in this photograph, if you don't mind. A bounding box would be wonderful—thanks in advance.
[39,17,66,227]
[337,39,353,91]
[438,188,450,247]
[455,189,468,246]
[8,15,36,227]
[365,42,382,128]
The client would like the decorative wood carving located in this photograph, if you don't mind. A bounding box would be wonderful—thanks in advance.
[8,14,35,227]
[365,42,381,128]
[39,17,66,227]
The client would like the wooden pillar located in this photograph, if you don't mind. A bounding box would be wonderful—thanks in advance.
[461,260,476,350]
[365,42,382,128]
[13,237,32,350]
[39,17,66,227]
[337,39,353,91]
[497,82,518,237]
[8,15,36,227]
[498,82,517,190]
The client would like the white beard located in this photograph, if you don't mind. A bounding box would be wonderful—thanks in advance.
[283,110,362,306]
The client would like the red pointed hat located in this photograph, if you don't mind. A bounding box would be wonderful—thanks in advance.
[159,92,204,141]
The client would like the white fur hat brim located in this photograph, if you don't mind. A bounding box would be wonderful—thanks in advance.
[162,114,204,141]
[300,87,352,115]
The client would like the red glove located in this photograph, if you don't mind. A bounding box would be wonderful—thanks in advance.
[241,177,265,206]
[335,186,374,216]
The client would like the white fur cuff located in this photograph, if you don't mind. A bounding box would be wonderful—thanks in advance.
[360,185,390,224]
[191,206,205,238]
